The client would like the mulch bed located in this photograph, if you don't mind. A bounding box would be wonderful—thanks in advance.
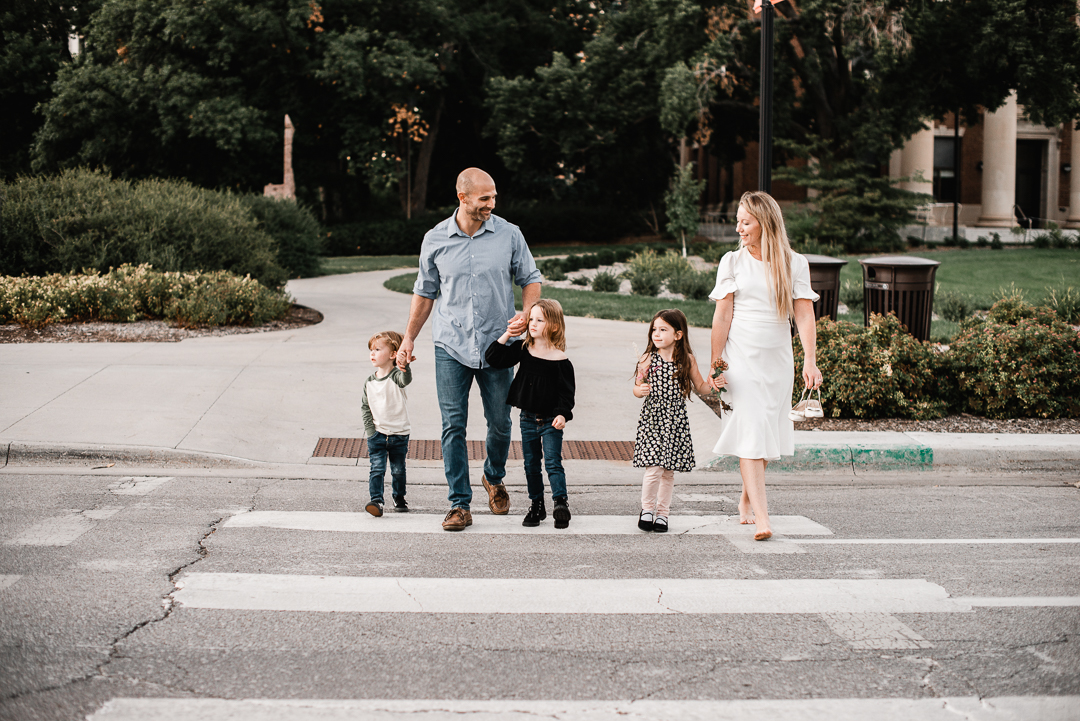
[697,394,1078,434]
[0,304,323,343]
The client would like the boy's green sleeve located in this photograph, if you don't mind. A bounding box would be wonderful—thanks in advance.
[392,364,413,388]
[360,378,376,437]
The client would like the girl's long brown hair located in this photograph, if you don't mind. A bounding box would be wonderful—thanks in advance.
[739,190,794,321]
[636,309,694,399]
[523,298,567,350]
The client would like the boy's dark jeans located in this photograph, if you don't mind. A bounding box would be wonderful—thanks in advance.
[368,432,409,503]
[519,411,566,501]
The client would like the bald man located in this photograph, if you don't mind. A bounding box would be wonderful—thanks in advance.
[398,168,542,531]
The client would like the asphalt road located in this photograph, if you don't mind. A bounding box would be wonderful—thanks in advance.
[1,468,1078,720]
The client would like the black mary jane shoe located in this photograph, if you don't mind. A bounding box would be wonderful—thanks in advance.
[637,510,654,531]
[652,515,669,533]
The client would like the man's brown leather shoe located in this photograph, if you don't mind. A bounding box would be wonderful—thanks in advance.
[442,507,473,531]
[482,475,510,515]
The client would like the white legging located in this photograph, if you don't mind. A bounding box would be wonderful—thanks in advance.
[640,466,675,517]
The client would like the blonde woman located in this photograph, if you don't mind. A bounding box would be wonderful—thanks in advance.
[707,191,822,540]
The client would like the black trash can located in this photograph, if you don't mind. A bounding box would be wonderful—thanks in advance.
[860,256,940,341]
[803,254,848,321]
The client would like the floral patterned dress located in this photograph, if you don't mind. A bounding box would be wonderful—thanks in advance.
[632,353,695,472]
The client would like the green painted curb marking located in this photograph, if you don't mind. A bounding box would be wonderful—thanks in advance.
[702,443,933,472]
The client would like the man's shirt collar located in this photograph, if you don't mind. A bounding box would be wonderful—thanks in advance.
[447,212,495,238]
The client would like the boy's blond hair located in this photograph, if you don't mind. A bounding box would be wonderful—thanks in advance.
[368,330,403,354]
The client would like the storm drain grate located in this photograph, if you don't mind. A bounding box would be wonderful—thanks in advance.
[313,438,635,462]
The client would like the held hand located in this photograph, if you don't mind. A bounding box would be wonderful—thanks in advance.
[708,372,727,392]
[507,312,528,337]
[633,382,651,398]
[552,415,566,430]
[803,360,822,389]
[396,339,415,371]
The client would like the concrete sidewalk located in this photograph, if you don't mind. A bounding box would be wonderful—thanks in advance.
[3,269,1078,473]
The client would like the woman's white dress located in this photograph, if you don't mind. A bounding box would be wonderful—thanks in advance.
[709,248,818,460]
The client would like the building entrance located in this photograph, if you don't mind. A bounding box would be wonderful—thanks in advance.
[1014,139,1045,228]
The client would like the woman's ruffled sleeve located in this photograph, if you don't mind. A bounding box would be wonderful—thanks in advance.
[791,253,820,301]
[708,251,738,301]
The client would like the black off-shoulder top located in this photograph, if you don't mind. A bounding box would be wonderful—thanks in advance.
[485,339,575,421]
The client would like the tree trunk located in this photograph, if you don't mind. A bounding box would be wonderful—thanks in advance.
[409,94,445,215]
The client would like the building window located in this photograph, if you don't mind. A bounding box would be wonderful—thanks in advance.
[933,137,960,203]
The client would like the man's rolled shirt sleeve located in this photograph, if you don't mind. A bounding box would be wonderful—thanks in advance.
[413,237,441,299]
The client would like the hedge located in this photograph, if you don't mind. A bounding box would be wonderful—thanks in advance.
[1,169,323,286]
[794,299,1080,419]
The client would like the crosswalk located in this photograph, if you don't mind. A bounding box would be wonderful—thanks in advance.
[6,474,1078,719]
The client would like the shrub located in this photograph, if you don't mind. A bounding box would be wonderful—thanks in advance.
[570,275,590,286]
[947,298,1080,418]
[908,235,923,249]
[990,233,1004,250]
[0,265,292,328]
[695,242,737,264]
[666,269,715,300]
[936,290,975,323]
[579,253,600,270]
[975,235,989,248]
[595,249,616,266]
[542,263,567,282]
[1,169,287,288]
[794,313,949,419]
[1043,285,1080,324]
[1032,233,1052,249]
[562,255,584,272]
[613,247,636,263]
[840,279,863,310]
[591,271,620,293]
[628,270,663,296]
[238,196,323,278]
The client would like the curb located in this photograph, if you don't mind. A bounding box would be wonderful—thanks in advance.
[700,431,1080,473]
[2,441,262,469]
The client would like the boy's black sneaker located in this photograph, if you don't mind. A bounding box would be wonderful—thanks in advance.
[393,495,409,512]
[365,501,384,517]
[522,498,546,527]
[552,497,571,529]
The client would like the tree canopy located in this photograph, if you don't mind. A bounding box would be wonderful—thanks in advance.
[9,0,1080,221]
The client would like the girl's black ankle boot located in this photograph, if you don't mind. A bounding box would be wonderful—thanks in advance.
[522,498,546,527]
[552,496,571,529]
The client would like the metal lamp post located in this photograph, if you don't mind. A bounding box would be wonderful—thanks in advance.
[758,0,776,193]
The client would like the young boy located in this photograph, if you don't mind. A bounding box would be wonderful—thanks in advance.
[362,331,412,516]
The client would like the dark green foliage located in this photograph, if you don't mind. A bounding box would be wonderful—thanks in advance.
[0,264,292,327]
[596,249,616,266]
[976,235,989,248]
[628,271,663,297]
[1,169,286,287]
[794,313,949,420]
[840,279,864,310]
[502,204,647,245]
[948,298,1080,418]
[570,275,590,286]
[666,269,715,300]
[322,216,443,257]
[591,272,620,293]
[990,234,1004,250]
[936,291,976,323]
[239,196,323,278]
[776,140,932,253]
[1043,285,1080,325]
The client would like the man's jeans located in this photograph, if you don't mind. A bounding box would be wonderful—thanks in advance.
[434,346,513,510]
[368,432,409,504]
[519,411,566,501]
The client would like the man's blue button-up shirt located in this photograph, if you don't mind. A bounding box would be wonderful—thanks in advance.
[413,212,541,369]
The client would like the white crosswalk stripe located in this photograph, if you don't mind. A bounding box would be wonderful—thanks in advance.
[222,511,832,537]
[171,574,970,614]
[5,507,122,546]
[107,476,175,496]
[86,696,1080,721]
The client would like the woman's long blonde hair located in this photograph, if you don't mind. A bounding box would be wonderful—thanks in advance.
[739,190,794,320]
[524,298,567,350]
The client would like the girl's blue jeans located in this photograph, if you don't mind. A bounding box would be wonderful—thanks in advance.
[368,432,409,503]
[519,411,566,501]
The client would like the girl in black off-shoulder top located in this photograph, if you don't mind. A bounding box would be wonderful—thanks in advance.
[485,299,575,529]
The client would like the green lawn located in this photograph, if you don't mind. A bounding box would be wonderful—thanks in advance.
[384,272,714,327]
[382,247,1079,336]
[319,256,419,275]
[838,248,1079,302]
